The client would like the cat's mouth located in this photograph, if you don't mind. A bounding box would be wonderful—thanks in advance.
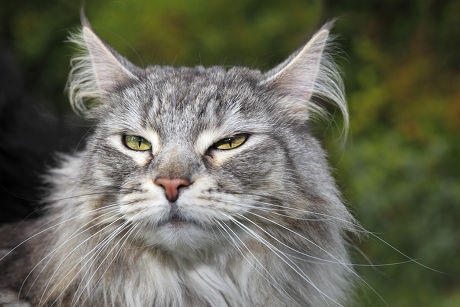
[157,212,197,228]
[170,213,187,224]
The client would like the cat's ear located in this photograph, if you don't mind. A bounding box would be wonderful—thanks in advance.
[67,15,140,115]
[261,22,347,129]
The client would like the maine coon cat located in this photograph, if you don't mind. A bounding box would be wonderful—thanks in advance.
[0,16,356,306]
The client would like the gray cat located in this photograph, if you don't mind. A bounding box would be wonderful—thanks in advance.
[0,17,356,307]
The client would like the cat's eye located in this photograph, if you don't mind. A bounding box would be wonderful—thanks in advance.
[124,135,152,151]
[212,134,248,150]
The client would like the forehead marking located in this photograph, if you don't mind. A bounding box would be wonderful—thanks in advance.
[141,127,161,156]
[195,128,228,155]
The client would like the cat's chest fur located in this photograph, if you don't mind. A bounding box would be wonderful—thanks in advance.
[103,252,254,307]
[41,237,283,307]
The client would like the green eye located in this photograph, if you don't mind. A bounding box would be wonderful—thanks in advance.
[124,135,152,151]
[212,134,248,150]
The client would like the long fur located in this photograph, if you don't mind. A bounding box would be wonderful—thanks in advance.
[0,22,356,307]
[262,21,348,137]
[67,30,102,116]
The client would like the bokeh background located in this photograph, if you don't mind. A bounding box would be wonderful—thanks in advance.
[1,0,459,305]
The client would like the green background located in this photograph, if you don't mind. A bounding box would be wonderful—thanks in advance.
[1,0,459,305]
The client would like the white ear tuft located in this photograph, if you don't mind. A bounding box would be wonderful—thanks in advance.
[67,24,139,115]
[261,22,348,135]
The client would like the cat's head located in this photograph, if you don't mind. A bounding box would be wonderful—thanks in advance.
[66,18,349,253]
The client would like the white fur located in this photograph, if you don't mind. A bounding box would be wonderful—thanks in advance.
[67,27,137,115]
[261,23,349,138]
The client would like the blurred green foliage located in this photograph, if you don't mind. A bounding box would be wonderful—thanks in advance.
[1,0,459,305]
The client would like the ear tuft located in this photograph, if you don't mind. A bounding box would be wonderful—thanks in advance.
[67,19,139,115]
[261,22,348,136]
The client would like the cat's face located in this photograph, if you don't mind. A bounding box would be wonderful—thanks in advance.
[68,22,348,252]
[84,67,296,251]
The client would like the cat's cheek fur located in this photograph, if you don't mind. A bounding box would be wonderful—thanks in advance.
[217,140,287,193]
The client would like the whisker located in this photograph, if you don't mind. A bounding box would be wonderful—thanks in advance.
[239,211,387,306]
[71,214,144,305]
[38,216,125,306]
[215,220,300,306]
[46,221,129,307]
[74,222,141,306]
[200,196,333,223]
[21,206,121,298]
[58,212,141,306]
[5,185,143,204]
[222,213,342,306]
[68,225,129,306]
[21,197,149,299]
[251,199,361,230]
[211,196,414,268]
[251,200,443,273]
[1,205,120,264]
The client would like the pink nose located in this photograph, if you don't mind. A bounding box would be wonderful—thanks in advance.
[154,178,191,202]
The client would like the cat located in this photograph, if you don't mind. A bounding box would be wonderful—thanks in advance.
[0,15,356,307]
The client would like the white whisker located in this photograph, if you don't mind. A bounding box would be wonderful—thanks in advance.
[215,221,301,306]
[252,200,441,272]
[38,216,125,306]
[20,206,121,298]
[47,221,129,307]
[74,223,141,306]
[222,213,342,306]
[242,211,387,306]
